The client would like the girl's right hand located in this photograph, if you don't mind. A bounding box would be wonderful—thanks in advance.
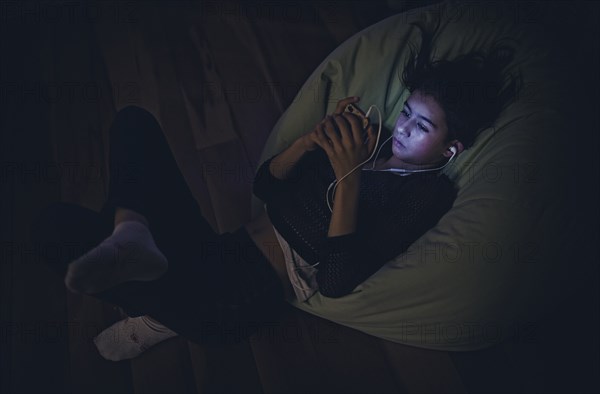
[300,96,362,152]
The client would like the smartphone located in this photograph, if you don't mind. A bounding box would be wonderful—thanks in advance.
[344,103,370,143]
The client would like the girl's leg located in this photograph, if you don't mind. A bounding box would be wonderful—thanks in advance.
[99,106,285,345]
[29,103,209,315]
[30,105,285,346]
[100,105,221,251]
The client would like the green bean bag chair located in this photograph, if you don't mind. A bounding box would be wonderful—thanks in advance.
[251,0,568,351]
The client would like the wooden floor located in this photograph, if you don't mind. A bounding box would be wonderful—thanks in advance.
[3,1,598,393]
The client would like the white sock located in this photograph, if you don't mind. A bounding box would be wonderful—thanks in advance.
[65,220,168,294]
[93,315,178,361]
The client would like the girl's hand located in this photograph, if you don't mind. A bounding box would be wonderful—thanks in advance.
[334,96,361,115]
[298,130,320,152]
[298,97,362,152]
[310,112,377,180]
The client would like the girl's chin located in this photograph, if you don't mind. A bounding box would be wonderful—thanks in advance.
[391,145,406,159]
[389,153,410,167]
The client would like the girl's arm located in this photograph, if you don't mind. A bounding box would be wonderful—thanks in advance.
[255,98,365,202]
[327,173,361,237]
[268,137,310,180]
[317,174,458,298]
[270,97,364,181]
[311,109,376,237]
[253,132,324,203]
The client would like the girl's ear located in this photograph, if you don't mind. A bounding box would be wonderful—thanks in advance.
[443,140,464,158]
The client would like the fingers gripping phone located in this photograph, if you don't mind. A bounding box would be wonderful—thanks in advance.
[344,103,370,143]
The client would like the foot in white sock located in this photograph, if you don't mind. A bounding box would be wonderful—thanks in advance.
[65,220,168,294]
[93,315,178,361]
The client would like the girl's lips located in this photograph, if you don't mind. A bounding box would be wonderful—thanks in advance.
[393,138,404,148]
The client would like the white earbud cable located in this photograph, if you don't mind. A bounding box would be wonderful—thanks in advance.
[294,104,458,293]
[326,105,384,213]
[325,104,457,213]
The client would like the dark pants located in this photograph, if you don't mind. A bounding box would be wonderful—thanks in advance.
[29,106,285,346]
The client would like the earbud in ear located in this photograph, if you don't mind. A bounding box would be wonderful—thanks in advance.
[449,146,457,155]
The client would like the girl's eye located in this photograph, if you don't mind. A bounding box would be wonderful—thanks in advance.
[418,123,428,132]
[401,109,410,117]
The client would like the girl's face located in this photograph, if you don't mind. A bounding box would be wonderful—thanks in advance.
[390,90,457,169]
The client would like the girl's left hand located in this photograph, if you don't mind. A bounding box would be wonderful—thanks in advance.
[311,112,377,181]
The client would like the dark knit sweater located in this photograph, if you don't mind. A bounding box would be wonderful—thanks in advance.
[253,148,457,298]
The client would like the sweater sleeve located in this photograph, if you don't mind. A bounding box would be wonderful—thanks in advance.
[316,174,457,299]
[253,149,329,203]
[252,154,291,203]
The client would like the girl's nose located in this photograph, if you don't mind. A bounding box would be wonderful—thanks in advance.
[397,123,410,137]
[398,118,417,136]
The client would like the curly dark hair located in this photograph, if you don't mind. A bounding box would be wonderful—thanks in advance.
[401,21,523,150]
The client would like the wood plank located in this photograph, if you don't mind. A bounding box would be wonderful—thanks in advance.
[186,341,209,392]
[188,340,263,394]
[378,339,467,394]
[130,336,197,394]
[162,3,239,152]
[250,306,328,393]
[448,329,550,394]
[1,12,73,392]
[35,4,132,393]
[66,295,133,393]
[299,312,400,393]
[3,194,72,393]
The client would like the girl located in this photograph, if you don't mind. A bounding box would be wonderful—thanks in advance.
[30,27,520,360]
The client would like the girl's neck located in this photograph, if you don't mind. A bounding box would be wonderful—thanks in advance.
[374,156,442,171]
[371,157,391,170]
